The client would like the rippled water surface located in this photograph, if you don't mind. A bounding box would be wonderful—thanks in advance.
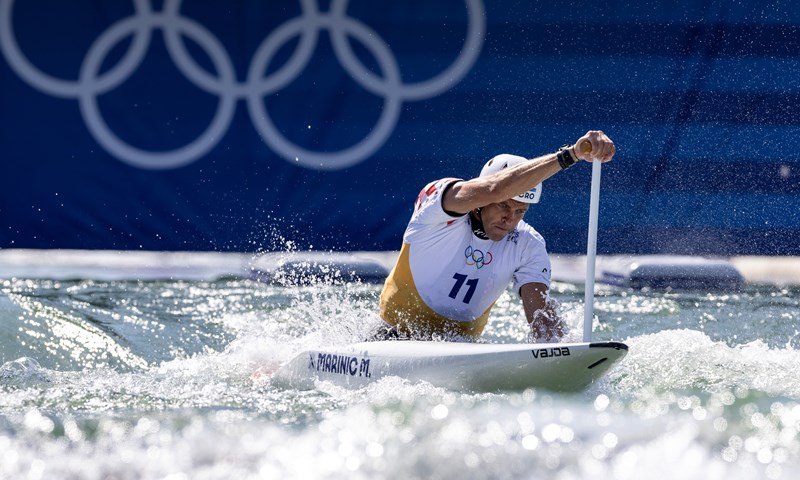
[1,267,799,479]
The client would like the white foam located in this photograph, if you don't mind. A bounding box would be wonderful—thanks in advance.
[610,329,800,398]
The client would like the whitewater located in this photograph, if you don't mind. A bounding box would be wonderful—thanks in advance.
[1,249,799,480]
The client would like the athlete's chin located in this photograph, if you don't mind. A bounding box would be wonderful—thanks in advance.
[488,227,508,240]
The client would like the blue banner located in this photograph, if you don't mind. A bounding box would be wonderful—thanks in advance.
[1,0,799,254]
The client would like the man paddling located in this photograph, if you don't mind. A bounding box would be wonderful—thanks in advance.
[375,130,616,342]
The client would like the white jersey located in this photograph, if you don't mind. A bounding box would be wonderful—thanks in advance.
[380,178,551,339]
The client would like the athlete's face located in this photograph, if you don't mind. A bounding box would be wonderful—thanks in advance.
[479,199,529,240]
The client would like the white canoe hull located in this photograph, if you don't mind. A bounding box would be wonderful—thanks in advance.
[272,340,628,393]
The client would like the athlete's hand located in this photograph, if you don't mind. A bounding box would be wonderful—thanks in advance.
[573,130,615,162]
[527,297,565,343]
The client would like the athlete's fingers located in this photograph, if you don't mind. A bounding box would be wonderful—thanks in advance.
[575,130,615,162]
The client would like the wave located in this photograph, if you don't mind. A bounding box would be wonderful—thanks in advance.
[609,328,800,399]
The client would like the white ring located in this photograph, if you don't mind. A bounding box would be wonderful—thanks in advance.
[79,10,237,169]
[247,14,403,170]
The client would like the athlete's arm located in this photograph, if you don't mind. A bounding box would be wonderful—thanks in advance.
[441,130,615,215]
[520,282,564,342]
[441,155,561,214]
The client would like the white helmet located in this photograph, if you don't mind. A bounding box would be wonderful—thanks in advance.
[479,154,542,204]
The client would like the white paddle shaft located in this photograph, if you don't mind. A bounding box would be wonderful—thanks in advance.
[583,159,602,342]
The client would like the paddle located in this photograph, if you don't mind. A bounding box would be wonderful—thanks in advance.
[580,140,602,342]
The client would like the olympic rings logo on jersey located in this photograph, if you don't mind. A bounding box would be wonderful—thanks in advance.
[0,0,485,171]
[464,245,492,269]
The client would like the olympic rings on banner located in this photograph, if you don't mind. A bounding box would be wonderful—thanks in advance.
[0,0,485,170]
[465,245,492,269]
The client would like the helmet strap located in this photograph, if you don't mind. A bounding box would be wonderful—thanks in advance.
[469,209,489,240]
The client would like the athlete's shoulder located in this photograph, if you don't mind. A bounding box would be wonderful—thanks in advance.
[507,220,546,246]
[414,177,461,211]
